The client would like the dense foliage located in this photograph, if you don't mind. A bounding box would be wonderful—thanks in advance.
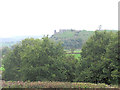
[2,31,119,86]
[75,31,119,85]
[2,37,72,81]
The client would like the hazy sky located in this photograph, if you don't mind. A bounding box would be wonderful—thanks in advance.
[0,0,119,38]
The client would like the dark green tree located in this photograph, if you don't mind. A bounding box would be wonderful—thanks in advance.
[2,44,22,80]
[2,36,67,81]
[101,32,119,85]
[63,55,78,82]
[75,31,119,84]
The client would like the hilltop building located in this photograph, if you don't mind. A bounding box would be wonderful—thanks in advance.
[59,29,81,33]
[53,29,83,34]
[59,29,68,33]
[54,30,57,34]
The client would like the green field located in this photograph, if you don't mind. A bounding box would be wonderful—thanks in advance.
[51,30,95,43]
[67,53,81,59]
[54,31,75,38]
[0,66,5,71]
[66,49,81,59]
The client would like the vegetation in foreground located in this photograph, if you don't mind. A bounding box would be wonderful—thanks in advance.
[1,81,117,88]
[0,31,119,88]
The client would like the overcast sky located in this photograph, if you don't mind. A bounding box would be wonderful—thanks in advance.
[0,0,119,38]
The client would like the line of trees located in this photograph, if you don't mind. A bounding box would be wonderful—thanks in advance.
[1,31,120,85]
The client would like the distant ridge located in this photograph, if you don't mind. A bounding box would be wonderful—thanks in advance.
[51,29,118,49]
[0,30,118,48]
[0,35,43,48]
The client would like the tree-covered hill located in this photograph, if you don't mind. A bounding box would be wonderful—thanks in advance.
[50,29,118,49]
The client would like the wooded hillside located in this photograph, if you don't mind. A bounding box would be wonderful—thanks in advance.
[50,29,117,49]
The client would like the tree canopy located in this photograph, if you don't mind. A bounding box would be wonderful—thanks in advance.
[2,37,68,81]
[75,31,119,85]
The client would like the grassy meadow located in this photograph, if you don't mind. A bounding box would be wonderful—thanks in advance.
[65,49,81,59]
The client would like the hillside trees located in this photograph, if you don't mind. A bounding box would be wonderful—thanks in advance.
[62,38,82,49]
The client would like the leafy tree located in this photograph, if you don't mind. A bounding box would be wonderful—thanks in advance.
[75,31,119,84]
[2,36,67,81]
[101,32,119,85]
[2,44,22,80]
[63,55,78,82]
[1,47,10,56]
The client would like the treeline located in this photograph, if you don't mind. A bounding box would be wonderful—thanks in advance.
[61,37,82,50]
[1,31,120,85]
[51,36,83,50]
